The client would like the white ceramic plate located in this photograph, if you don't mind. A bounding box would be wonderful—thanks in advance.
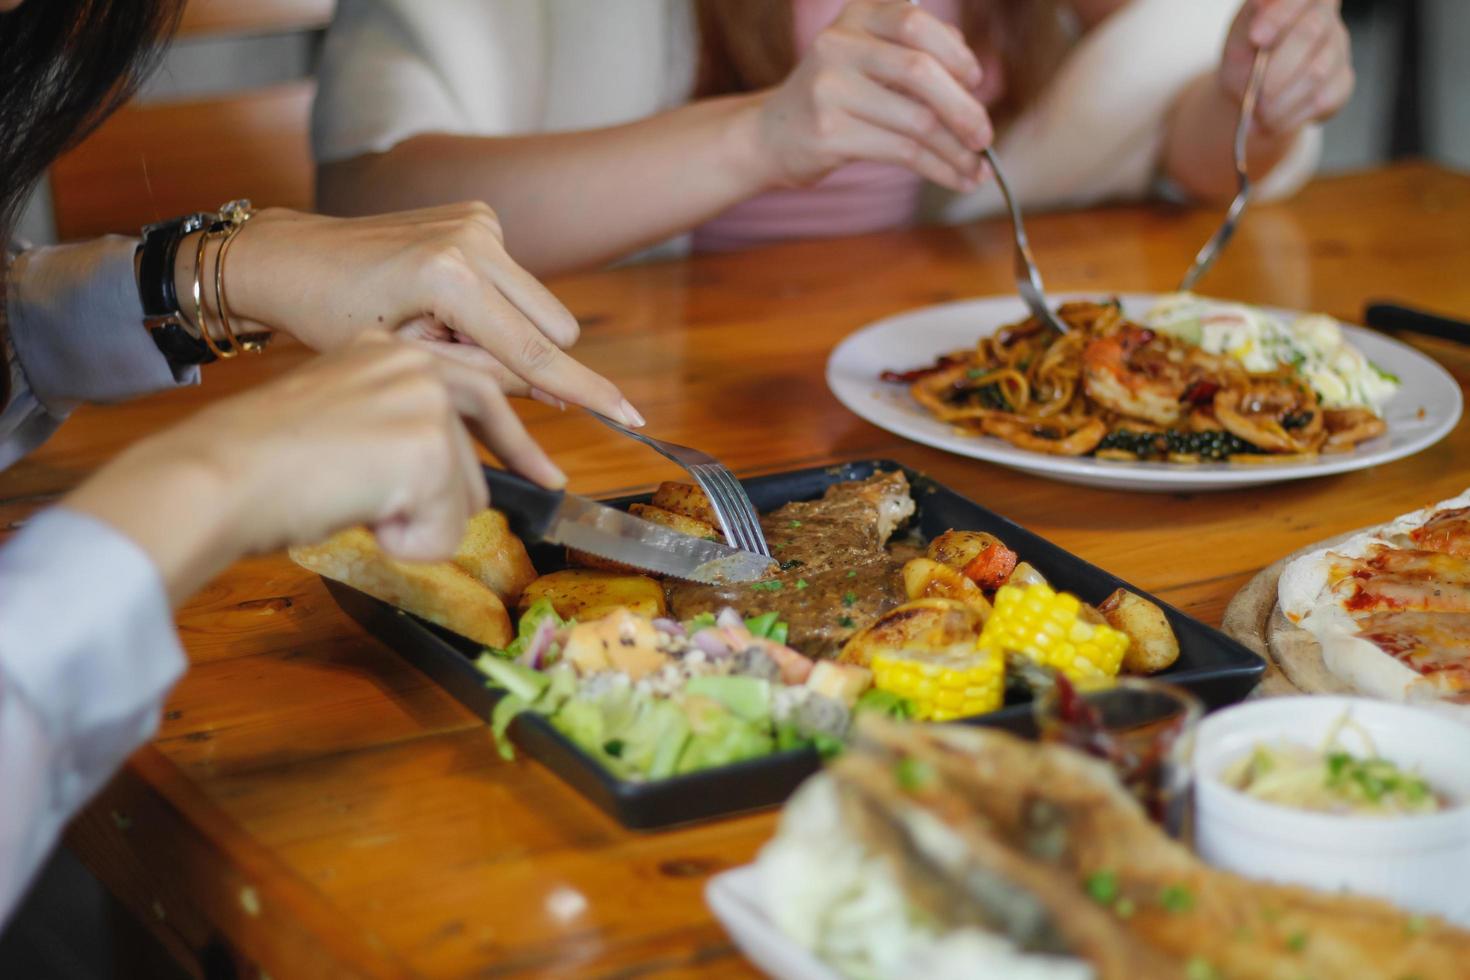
[826,294,1463,492]
[706,865,839,980]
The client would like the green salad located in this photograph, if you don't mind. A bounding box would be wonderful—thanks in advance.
[476,600,911,781]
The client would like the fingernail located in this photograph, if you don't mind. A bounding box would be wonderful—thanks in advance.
[544,464,568,489]
[619,398,646,428]
[531,387,567,410]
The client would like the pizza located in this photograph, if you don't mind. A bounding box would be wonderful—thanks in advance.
[1278,490,1470,714]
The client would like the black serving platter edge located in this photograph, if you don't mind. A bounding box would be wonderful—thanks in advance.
[325,459,1265,830]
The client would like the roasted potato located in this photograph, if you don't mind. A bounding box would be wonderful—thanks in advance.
[1099,588,1180,674]
[839,598,983,668]
[1007,561,1050,589]
[650,481,720,526]
[291,527,513,647]
[926,530,1003,572]
[901,558,992,618]
[518,569,668,621]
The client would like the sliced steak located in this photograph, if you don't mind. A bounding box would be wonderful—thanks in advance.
[668,471,916,656]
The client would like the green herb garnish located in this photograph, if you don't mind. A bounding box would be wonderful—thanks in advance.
[1285,930,1309,953]
[842,591,858,607]
[894,757,935,791]
[788,519,803,529]
[1085,870,1119,904]
[1159,884,1194,913]
[750,580,783,592]
[1184,957,1220,980]
[837,615,856,629]
[795,578,810,590]
[846,570,858,579]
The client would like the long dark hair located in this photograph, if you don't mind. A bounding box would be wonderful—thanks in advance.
[0,0,183,238]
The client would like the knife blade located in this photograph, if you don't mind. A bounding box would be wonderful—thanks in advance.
[482,467,774,584]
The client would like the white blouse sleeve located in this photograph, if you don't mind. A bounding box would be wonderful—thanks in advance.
[0,507,186,926]
[937,0,1320,224]
[312,0,696,165]
[312,0,549,164]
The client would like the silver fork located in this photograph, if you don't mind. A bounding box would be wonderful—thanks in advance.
[905,0,1067,334]
[984,146,1070,335]
[588,413,773,558]
[1179,49,1270,292]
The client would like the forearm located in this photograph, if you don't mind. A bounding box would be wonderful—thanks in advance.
[1161,71,1300,202]
[64,442,244,607]
[318,94,774,277]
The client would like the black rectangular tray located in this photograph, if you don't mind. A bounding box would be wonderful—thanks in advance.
[326,459,1265,830]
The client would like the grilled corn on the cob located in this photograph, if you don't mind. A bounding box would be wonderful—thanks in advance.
[979,582,1128,681]
[870,645,1003,721]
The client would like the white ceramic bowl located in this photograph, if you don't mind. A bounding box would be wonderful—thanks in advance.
[1193,696,1470,925]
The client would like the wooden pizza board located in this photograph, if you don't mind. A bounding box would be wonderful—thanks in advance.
[1221,529,1367,698]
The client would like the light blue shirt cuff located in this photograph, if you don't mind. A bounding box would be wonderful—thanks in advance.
[6,236,199,415]
[0,507,186,780]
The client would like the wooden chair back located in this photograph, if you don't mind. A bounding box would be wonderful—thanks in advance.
[47,0,334,241]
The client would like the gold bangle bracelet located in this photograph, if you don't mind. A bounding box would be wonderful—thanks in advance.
[192,227,236,359]
[213,213,263,353]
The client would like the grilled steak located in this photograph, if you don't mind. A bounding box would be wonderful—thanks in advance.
[668,471,916,656]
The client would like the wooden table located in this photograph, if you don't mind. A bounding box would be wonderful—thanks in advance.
[6,162,1469,979]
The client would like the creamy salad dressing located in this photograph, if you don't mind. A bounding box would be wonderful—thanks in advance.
[1143,294,1400,412]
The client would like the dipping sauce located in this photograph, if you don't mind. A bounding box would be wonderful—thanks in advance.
[1222,741,1444,817]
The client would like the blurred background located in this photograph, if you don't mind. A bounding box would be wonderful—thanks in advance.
[13,0,1470,246]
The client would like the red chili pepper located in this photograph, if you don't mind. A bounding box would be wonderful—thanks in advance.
[1179,379,1221,405]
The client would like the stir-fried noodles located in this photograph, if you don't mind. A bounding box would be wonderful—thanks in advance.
[884,301,1388,461]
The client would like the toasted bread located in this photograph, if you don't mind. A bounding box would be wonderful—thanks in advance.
[454,509,537,602]
[291,511,533,647]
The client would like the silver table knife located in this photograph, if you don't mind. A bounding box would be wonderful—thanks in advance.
[483,468,773,585]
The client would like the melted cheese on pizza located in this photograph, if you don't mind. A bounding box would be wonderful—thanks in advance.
[1330,546,1470,613]
[1353,612,1470,701]
[1407,505,1470,558]
[1280,490,1470,708]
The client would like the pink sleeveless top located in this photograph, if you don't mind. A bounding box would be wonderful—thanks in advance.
[692,0,979,252]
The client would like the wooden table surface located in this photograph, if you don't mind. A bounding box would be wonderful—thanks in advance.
[6,162,1469,979]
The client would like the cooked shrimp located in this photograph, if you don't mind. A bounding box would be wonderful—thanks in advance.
[1323,406,1388,450]
[1212,379,1324,454]
[1081,327,1238,426]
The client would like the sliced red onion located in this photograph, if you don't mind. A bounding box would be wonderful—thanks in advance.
[652,617,686,637]
[716,607,745,630]
[514,615,558,670]
[691,629,732,659]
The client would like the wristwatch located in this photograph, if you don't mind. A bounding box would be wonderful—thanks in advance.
[136,211,218,365]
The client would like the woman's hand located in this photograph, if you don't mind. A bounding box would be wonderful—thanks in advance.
[65,333,558,604]
[191,201,643,426]
[748,0,992,191]
[1221,0,1353,136]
